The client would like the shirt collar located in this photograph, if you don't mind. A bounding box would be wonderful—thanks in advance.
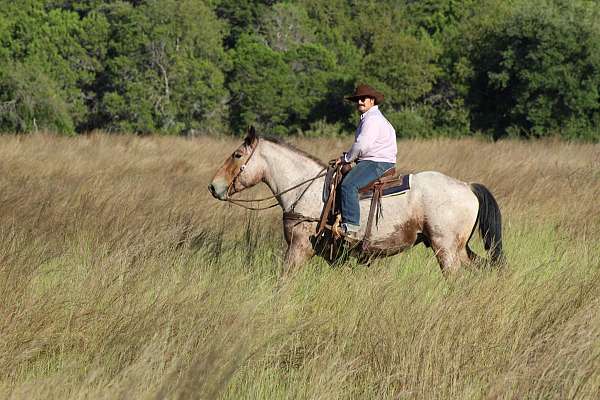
[360,105,379,120]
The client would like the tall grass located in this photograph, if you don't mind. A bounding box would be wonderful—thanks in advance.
[0,134,598,399]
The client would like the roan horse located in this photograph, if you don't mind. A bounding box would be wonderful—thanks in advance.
[208,127,503,274]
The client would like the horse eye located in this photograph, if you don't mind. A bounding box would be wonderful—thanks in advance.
[233,152,242,159]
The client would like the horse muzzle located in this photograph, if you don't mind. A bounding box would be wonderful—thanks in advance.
[208,182,228,200]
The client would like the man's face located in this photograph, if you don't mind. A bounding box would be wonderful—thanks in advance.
[356,96,375,114]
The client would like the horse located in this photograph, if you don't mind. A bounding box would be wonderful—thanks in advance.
[208,126,503,274]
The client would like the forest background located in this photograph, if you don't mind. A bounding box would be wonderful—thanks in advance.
[1,0,600,140]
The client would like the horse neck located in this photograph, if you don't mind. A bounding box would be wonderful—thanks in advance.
[259,140,325,215]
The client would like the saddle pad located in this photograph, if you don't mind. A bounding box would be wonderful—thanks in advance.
[358,174,411,200]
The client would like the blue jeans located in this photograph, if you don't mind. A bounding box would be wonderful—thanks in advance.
[340,160,395,226]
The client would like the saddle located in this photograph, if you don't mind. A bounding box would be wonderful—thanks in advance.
[317,163,411,252]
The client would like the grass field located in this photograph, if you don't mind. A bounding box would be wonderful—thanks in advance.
[0,133,599,399]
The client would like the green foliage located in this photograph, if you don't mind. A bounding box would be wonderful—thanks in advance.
[284,44,347,129]
[351,3,447,137]
[228,31,354,135]
[0,0,598,140]
[141,0,230,134]
[215,0,276,48]
[0,0,106,133]
[259,2,315,52]
[363,33,441,107]
[0,62,74,133]
[454,0,600,139]
[228,34,293,134]
[406,0,477,39]
[92,0,229,134]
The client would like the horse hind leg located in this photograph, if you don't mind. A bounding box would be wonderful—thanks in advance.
[431,233,479,275]
[431,239,462,275]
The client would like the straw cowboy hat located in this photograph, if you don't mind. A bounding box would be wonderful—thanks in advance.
[345,84,385,104]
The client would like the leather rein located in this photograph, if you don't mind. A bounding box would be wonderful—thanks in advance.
[224,138,326,221]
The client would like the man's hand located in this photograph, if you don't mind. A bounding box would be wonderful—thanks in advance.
[337,152,349,165]
[329,156,344,166]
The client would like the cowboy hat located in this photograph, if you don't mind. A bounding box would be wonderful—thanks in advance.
[345,84,384,104]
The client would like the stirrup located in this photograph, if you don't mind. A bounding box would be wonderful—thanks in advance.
[332,217,361,243]
[331,215,344,239]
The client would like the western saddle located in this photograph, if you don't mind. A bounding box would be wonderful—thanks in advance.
[316,163,408,252]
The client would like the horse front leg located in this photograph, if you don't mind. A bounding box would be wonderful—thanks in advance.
[282,220,315,275]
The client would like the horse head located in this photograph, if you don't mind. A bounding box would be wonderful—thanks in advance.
[208,126,265,200]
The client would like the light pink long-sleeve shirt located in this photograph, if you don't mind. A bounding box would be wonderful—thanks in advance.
[343,105,397,164]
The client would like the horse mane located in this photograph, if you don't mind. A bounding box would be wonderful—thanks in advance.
[261,135,327,167]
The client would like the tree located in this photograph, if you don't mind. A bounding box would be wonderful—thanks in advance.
[454,0,600,139]
[259,2,315,52]
[93,0,230,134]
[284,43,347,130]
[404,0,477,39]
[228,34,293,134]
[0,63,74,133]
[215,0,278,48]
[0,0,106,133]
[347,2,444,137]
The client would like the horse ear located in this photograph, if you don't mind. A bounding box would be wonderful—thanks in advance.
[244,125,257,147]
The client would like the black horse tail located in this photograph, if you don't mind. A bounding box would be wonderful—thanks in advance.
[469,183,504,266]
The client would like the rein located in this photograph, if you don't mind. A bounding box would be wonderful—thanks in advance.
[226,169,327,211]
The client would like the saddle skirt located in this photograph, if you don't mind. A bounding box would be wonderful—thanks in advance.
[358,173,411,200]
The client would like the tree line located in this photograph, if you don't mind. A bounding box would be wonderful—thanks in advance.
[1,0,599,140]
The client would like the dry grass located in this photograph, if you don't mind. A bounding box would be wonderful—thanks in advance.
[0,133,598,399]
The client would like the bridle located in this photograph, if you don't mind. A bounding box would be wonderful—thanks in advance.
[225,137,259,200]
[224,138,326,216]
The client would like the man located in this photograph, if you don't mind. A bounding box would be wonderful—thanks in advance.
[337,84,397,237]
